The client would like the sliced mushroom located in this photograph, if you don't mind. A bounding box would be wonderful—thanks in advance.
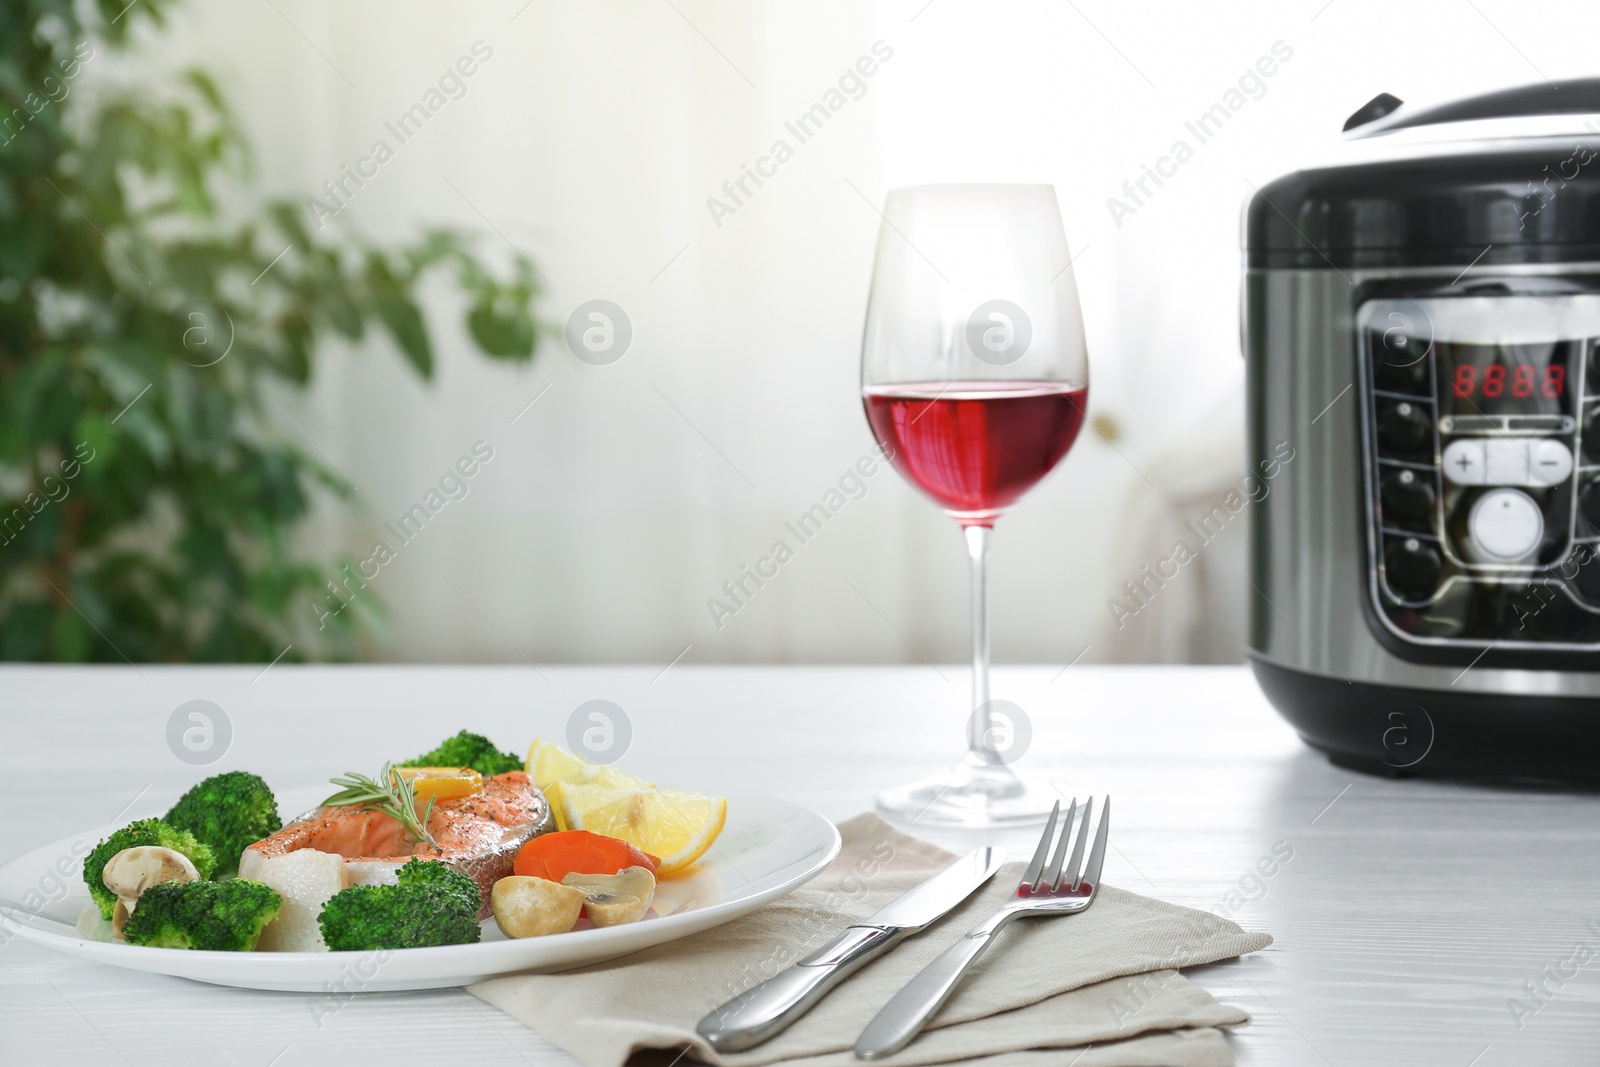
[562,865,656,927]
[491,875,586,938]
[102,846,201,938]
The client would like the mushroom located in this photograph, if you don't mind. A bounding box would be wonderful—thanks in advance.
[562,865,656,927]
[491,876,586,938]
[102,846,201,939]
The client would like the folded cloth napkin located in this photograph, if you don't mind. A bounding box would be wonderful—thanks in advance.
[470,814,1271,1067]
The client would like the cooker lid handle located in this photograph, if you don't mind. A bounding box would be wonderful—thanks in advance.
[1343,92,1404,132]
[1346,78,1600,136]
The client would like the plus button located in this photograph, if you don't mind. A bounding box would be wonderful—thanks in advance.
[1440,439,1487,486]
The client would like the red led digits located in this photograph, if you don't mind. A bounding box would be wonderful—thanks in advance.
[1446,360,1564,399]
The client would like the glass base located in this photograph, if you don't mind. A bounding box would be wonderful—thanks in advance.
[875,758,1057,827]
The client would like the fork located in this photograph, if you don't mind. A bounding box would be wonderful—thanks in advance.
[853,796,1111,1060]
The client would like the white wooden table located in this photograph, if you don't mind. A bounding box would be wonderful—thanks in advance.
[2,664,1595,1066]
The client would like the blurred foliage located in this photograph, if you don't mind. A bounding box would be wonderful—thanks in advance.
[0,0,542,661]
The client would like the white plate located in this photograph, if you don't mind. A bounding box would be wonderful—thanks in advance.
[0,788,839,992]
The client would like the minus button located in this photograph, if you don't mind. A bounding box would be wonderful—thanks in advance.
[1529,439,1575,486]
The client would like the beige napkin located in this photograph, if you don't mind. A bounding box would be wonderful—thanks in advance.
[470,814,1271,1067]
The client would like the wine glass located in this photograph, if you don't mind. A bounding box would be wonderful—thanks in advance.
[860,184,1089,826]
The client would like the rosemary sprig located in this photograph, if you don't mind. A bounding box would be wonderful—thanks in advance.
[323,762,438,850]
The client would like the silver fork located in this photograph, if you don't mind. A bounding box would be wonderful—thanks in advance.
[853,796,1111,1060]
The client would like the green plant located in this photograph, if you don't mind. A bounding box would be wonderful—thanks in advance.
[0,0,542,661]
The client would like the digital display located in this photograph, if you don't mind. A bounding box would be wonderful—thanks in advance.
[1437,341,1577,417]
[1450,362,1564,399]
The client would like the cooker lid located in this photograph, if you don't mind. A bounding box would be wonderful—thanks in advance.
[1247,79,1600,269]
[1345,80,1600,140]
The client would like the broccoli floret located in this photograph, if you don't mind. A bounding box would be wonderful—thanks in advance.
[83,819,216,920]
[122,878,282,951]
[394,855,480,906]
[318,858,482,951]
[164,771,282,876]
[398,730,522,777]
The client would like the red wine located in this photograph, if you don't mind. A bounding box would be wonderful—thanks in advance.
[864,380,1088,525]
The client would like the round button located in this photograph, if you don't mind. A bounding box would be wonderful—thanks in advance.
[1468,488,1545,561]
[1373,347,1429,393]
[1381,470,1434,527]
[1379,401,1431,455]
[1385,537,1442,601]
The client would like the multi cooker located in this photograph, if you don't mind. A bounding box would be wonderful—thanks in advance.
[1245,79,1600,779]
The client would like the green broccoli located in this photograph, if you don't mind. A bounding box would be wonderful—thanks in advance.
[83,819,216,920]
[390,856,481,907]
[398,730,523,777]
[318,858,482,951]
[163,771,282,876]
[121,878,282,950]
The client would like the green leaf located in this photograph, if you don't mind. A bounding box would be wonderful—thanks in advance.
[49,605,91,662]
[325,290,363,340]
[376,295,431,378]
[178,521,228,578]
[3,601,51,660]
[280,314,312,385]
[266,200,313,251]
[72,414,115,474]
[467,300,535,359]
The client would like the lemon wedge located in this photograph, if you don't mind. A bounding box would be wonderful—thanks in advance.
[392,766,483,801]
[526,738,654,790]
[548,783,727,876]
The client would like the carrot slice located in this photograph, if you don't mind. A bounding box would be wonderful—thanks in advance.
[514,830,659,882]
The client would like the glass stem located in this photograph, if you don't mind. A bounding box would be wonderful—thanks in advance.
[965,524,992,758]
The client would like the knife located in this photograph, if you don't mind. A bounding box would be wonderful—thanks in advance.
[695,846,1006,1053]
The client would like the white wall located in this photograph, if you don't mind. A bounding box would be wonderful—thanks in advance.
[136,0,1596,665]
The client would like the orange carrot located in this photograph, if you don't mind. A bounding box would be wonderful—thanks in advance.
[514,830,659,882]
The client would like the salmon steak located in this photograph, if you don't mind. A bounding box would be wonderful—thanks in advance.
[240,771,553,942]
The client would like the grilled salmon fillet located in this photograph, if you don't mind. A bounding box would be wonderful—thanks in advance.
[241,771,552,939]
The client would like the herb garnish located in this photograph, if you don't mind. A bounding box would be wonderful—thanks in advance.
[323,762,438,849]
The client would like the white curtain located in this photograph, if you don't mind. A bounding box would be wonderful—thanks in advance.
[131,0,1561,664]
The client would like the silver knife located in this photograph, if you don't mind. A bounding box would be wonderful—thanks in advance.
[695,846,1006,1053]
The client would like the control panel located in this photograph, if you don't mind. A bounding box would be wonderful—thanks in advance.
[1359,296,1600,652]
